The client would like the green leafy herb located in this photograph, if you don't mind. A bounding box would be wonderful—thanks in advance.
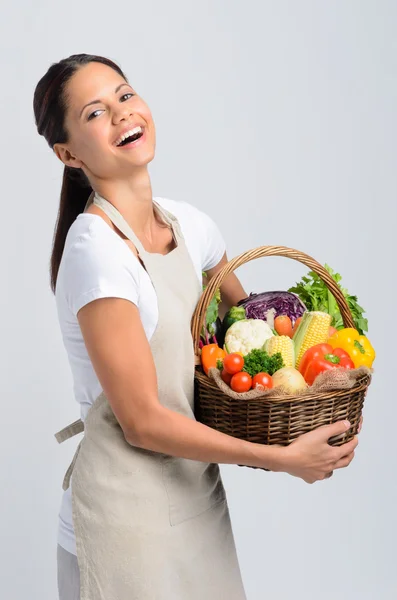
[205,287,221,335]
[201,271,222,343]
[242,349,284,377]
[288,264,368,335]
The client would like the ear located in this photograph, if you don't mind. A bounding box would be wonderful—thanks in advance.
[53,143,84,169]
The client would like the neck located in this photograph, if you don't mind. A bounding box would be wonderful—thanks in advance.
[92,167,155,235]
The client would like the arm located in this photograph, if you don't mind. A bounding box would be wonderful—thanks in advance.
[77,297,279,470]
[205,251,248,318]
[77,296,357,481]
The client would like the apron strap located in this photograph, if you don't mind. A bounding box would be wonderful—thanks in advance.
[54,419,84,490]
[62,440,83,491]
[84,189,95,212]
[54,418,84,444]
[91,192,146,255]
[153,201,184,242]
[88,191,184,253]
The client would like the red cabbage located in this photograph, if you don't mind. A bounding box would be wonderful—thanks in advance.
[237,291,307,326]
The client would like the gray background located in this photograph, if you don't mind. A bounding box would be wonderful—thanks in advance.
[1,1,395,598]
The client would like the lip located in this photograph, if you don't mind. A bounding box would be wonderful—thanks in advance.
[113,124,145,147]
[114,127,147,150]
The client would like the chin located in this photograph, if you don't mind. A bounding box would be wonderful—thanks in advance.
[131,148,156,167]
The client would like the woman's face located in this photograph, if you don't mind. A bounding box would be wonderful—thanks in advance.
[54,62,156,180]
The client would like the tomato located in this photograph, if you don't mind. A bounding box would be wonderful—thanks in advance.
[221,369,232,385]
[223,353,244,375]
[274,315,293,338]
[230,371,252,393]
[252,372,273,390]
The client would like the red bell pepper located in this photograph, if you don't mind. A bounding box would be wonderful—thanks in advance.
[299,343,355,385]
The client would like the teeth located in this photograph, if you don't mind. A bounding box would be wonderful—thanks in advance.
[115,126,143,146]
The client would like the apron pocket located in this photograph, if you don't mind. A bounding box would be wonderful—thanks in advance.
[162,457,226,526]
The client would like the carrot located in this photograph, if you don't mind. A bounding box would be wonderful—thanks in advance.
[292,316,303,337]
[274,315,293,338]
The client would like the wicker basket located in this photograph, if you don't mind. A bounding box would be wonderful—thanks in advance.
[191,246,372,448]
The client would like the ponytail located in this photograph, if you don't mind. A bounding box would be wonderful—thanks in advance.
[33,53,128,295]
[50,166,92,293]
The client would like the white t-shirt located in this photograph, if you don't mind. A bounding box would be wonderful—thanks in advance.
[55,196,226,555]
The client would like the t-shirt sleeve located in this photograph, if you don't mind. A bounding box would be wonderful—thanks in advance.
[61,234,140,317]
[196,208,226,271]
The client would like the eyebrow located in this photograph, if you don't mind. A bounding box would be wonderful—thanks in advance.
[79,83,131,118]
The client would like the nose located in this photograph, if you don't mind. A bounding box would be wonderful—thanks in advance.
[113,102,134,124]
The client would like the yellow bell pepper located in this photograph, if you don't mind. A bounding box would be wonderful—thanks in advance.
[327,328,375,368]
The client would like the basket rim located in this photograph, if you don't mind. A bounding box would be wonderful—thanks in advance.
[191,245,356,356]
[195,367,371,405]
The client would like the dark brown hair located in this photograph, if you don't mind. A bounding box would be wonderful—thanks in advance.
[33,54,128,293]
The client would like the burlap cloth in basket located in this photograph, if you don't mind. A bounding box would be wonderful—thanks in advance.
[208,365,373,400]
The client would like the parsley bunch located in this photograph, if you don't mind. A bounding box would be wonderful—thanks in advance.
[242,349,284,377]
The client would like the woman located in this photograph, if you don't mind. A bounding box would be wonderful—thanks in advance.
[33,54,358,600]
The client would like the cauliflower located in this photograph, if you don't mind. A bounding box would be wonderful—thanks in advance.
[224,319,274,355]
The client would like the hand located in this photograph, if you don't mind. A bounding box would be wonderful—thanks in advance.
[320,415,362,479]
[279,420,358,484]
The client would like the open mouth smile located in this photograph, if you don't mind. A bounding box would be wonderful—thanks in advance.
[114,125,146,149]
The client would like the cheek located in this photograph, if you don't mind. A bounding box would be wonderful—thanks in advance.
[145,112,156,141]
[139,102,155,127]
[82,124,109,156]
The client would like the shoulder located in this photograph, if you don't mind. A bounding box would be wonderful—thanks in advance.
[61,213,139,276]
[56,214,141,316]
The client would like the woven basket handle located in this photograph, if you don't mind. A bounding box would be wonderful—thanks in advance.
[191,245,355,357]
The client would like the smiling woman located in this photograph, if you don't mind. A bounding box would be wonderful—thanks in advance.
[33,54,157,292]
[33,53,358,600]
[32,53,248,600]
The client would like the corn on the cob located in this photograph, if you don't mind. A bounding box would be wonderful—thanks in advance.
[294,311,332,368]
[265,335,295,368]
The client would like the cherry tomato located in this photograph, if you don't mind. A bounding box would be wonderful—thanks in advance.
[223,353,244,375]
[230,371,252,393]
[252,372,273,390]
[221,369,233,385]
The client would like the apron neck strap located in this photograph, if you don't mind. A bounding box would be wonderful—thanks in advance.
[88,191,147,255]
[84,191,183,255]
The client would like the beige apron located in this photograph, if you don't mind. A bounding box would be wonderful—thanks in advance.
[55,191,247,600]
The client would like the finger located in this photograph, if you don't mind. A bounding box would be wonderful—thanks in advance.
[317,419,351,441]
[336,435,359,460]
[324,471,333,479]
[334,451,355,469]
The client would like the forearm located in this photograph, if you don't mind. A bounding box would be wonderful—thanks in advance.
[126,405,284,471]
[206,253,248,318]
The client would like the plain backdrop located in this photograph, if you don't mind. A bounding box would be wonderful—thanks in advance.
[1,1,396,598]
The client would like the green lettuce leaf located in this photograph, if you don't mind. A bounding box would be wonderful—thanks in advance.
[288,264,368,334]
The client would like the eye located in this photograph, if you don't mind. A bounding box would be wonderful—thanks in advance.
[87,93,135,120]
[88,109,103,121]
[121,92,134,101]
